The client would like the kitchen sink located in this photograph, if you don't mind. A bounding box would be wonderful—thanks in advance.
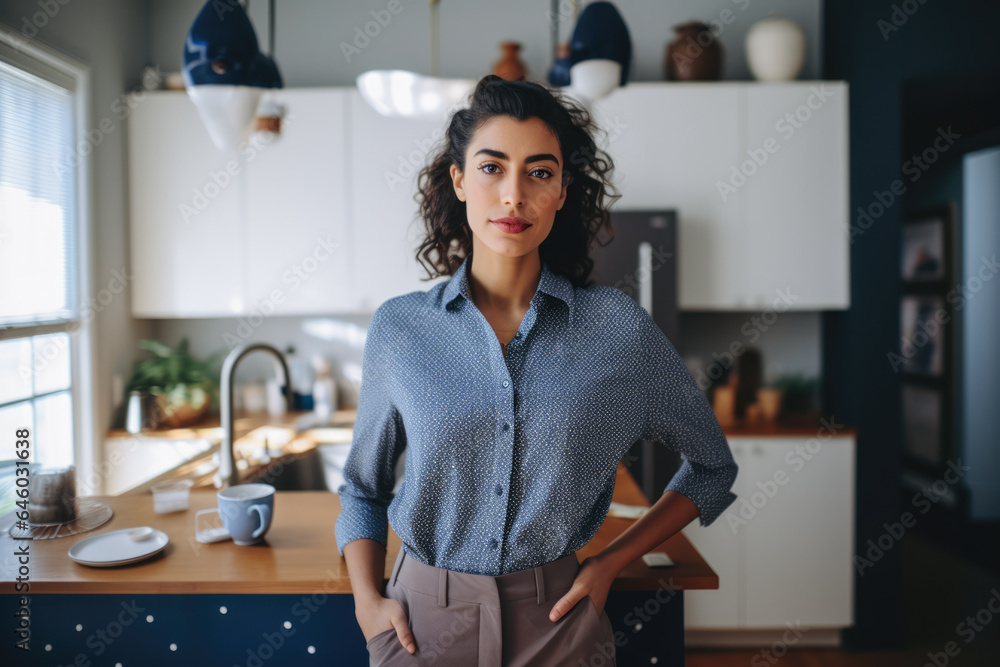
[242,447,329,491]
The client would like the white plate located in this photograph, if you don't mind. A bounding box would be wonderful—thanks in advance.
[68,527,169,567]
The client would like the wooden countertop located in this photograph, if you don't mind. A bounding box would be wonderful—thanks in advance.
[0,463,717,594]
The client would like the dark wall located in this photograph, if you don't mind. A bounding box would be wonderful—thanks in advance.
[822,0,1000,649]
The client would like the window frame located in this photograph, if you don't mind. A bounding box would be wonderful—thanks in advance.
[0,23,97,494]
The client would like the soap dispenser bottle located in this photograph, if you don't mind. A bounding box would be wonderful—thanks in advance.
[311,355,337,424]
[284,345,314,411]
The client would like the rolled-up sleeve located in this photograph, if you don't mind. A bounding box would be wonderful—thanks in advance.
[335,303,407,556]
[636,310,738,526]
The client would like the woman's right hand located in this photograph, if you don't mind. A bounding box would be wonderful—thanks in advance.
[356,595,416,654]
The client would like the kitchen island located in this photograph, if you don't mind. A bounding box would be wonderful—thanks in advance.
[1,463,716,666]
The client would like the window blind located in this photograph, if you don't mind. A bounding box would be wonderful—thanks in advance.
[0,57,77,326]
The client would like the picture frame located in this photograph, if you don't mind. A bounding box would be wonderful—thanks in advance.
[899,295,946,378]
[898,203,956,477]
[901,383,946,469]
[901,205,952,285]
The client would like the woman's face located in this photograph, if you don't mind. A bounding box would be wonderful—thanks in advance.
[450,115,568,258]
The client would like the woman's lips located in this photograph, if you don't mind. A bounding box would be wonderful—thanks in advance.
[490,217,532,234]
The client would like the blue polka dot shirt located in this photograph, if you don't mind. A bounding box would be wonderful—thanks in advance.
[335,254,738,576]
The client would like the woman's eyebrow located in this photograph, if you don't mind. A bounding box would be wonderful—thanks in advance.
[472,148,560,166]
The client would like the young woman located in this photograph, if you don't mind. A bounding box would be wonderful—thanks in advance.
[336,74,738,667]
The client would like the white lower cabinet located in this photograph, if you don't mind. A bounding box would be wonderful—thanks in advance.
[683,435,855,631]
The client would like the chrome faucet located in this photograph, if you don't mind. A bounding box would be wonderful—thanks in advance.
[216,343,294,489]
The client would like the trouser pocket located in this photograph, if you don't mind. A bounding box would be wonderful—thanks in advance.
[369,577,482,666]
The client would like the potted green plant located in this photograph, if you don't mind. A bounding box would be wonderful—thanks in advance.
[125,338,225,429]
[769,373,821,425]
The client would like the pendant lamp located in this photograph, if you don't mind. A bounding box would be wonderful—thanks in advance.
[183,0,282,151]
[356,0,475,119]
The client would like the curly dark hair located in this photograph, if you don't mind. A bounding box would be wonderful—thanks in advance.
[413,74,621,288]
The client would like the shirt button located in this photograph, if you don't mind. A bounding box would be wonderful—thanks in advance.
[489,538,498,549]
[502,423,510,432]
[495,484,503,496]
[502,380,509,388]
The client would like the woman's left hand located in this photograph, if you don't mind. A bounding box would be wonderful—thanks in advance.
[548,554,616,622]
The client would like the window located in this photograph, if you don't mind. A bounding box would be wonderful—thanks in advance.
[0,26,92,516]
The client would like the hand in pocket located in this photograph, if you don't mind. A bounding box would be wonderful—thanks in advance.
[357,596,416,654]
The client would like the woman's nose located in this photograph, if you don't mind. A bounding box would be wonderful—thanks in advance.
[502,176,527,207]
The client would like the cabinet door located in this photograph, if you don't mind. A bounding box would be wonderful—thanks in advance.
[128,92,244,317]
[589,83,744,310]
[347,90,448,313]
[245,89,354,315]
[744,83,850,309]
[740,436,855,627]
[681,439,745,629]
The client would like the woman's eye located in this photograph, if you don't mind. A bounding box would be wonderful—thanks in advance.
[478,163,553,179]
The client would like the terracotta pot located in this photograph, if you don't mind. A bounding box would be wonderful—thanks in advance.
[757,388,783,423]
[664,21,725,81]
[493,41,526,81]
[154,394,210,429]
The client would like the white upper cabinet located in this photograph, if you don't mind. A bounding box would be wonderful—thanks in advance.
[590,83,745,311]
[128,92,243,317]
[347,89,448,312]
[590,82,849,311]
[743,83,850,310]
[128,82,848,317]
[245,89,353,315]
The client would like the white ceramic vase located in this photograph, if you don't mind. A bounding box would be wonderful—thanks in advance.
[745,16,806,81]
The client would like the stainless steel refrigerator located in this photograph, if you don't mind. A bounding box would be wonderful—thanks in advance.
[589,209,682,504]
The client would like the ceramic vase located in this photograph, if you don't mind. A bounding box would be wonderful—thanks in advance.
[745,15,806,81]
[493,42,526,81]
[664,21,725,81]
[569,1,632,87]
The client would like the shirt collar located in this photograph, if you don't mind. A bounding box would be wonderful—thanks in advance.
[441,255,575,326]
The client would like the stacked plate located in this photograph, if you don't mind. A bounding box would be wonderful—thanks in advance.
[67,527,170,567]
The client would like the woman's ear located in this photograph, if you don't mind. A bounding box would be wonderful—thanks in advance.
[556,172,570,211]
[450,164,466,202]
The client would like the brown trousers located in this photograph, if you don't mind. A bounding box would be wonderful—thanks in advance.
[366,547,617,666]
